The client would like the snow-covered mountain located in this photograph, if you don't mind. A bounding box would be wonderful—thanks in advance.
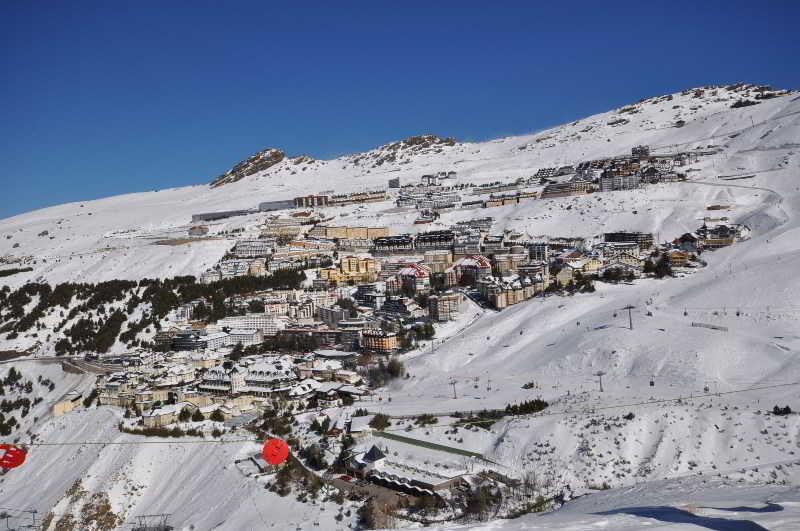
[0,83,795,288]
[2,82,800,530]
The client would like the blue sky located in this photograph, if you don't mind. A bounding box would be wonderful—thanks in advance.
[1,0,798,218]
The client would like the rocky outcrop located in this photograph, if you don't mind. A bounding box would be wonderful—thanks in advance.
[210,147,286,187]
[348,134,458,168]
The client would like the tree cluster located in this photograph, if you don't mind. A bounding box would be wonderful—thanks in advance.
[2,268,307,353]
[298,443,327,470]
[117,423,201,438]
[368,413,391,431]
[463,485,502,520]
[600,268,635,283]
[643,255,673,278]
[310,416,331,435]
[357,499,394,529]
[82,388,99,408]
[504,399,548,416]
[335,297,359,318]
[366,358,404,386]
[0,267,33,278]
[259,408,293,436]
[772,405,792,416]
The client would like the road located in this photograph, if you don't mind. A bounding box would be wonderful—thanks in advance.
[682,176,789,234]
[0,354,116,375]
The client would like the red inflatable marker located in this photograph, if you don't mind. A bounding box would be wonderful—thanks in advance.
[262,438,289,466]
[0,444,27,469]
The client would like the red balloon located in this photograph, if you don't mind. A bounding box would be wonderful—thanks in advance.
[261,438,289,466]
[0,444,27,469]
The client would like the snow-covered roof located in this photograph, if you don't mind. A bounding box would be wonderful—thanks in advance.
[314,349,355,358]
[228,328,259,335]
[309,359,343,371]
[289,378,321,397]
[455,254,492,269]
[145,401,195,418]
[398,263,431,278]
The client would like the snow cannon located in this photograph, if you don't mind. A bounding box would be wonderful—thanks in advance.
[0,444,27,469]
[262,438,289,466]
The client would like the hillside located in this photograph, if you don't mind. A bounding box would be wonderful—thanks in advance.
[1,83,799,529]
[0,83,795,289]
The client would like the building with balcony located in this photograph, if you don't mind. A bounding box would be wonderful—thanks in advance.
[428,292,463,322]
[361,329,399,353]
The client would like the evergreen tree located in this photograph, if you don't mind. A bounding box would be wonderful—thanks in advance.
[178,407,192,422]
[229,343,245,362]
[369,413,391,431]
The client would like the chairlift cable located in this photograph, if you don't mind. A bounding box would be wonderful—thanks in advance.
[22,437,259,447]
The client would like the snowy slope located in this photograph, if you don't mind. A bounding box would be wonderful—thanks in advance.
[0,84,796,288]
[0,406,357,530]
[331,86,800,527]
[425,477,800,530]
[1,83,800,529]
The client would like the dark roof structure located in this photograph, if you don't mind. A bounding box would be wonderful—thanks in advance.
[363,445,386,463]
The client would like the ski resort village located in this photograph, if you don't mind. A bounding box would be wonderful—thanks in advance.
[1,83,800,530]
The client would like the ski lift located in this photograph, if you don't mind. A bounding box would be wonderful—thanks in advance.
[649,378,655,387]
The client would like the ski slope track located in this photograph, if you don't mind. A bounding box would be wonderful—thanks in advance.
[1,84,800,529]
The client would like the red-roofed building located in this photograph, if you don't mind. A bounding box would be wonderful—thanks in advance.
[397,263,432,294]
[450,254,492,285]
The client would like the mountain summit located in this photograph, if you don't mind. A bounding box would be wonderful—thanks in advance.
[210,147,286,187]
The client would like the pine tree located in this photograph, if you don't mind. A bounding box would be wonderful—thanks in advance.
[178,407,192,422]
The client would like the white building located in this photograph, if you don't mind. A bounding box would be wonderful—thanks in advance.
[219,259,252,278]
[264,299,290,317]
[199,366,233,394]
[200,270,222,284]
[317,305,351,327]
[599,172,641,192]
[155,363,196,387]
[233,239,277,258]
[227,328,264,347]
[243,357,298,395]
[217,313,286,336]
[205,332,230,349]
[199,355,298,396]
[301,290,338,308]
[592,242,641,261]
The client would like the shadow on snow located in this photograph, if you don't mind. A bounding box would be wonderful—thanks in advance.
[595,504,782,531]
